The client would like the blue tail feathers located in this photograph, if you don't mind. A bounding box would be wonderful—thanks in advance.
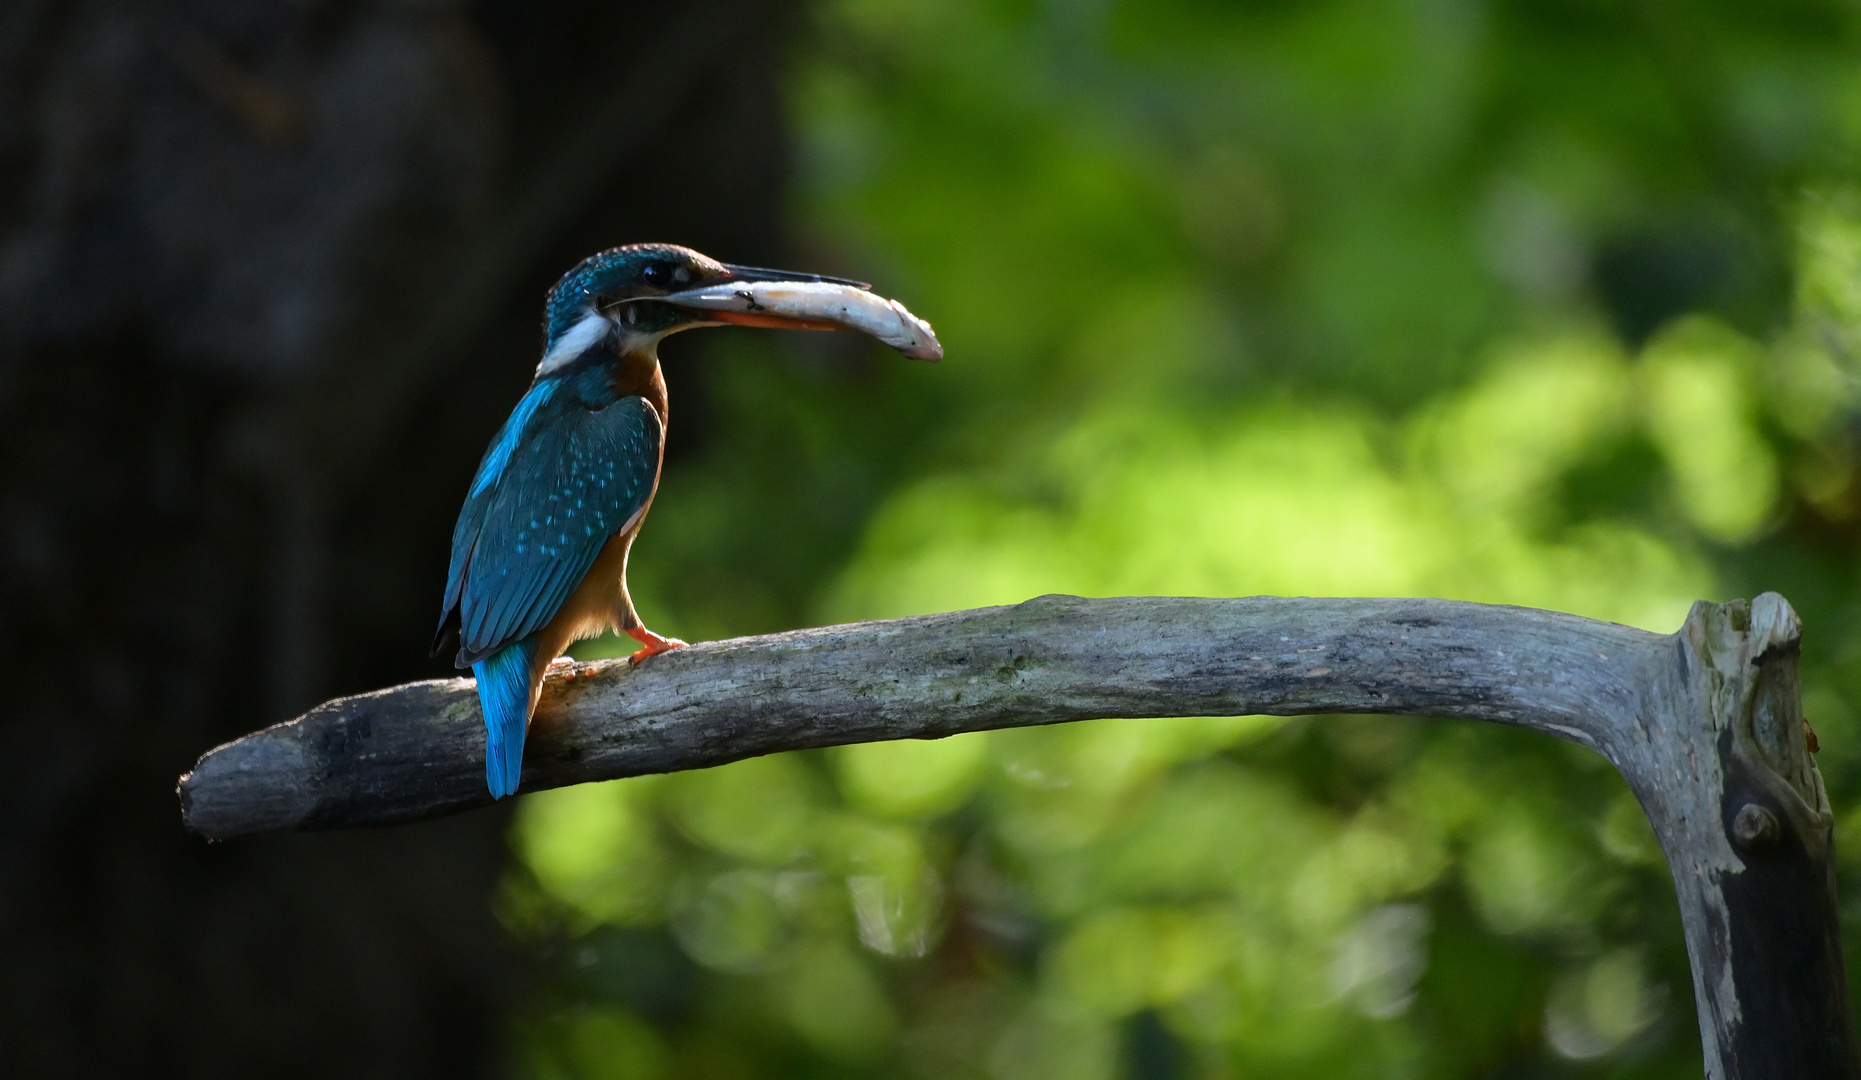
[473,638,538,798]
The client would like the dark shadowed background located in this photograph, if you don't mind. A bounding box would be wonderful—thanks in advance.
[9,2,1861,1078]
[0,2,795,1075]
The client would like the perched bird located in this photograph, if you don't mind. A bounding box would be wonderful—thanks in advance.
[435,243,940,798]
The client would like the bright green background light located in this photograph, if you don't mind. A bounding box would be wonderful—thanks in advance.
[530,1,1861,1076]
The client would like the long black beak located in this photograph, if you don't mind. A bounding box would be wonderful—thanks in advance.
[721,263,873,290]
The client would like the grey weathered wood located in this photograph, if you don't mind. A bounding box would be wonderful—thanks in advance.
[177,592,1852,1080]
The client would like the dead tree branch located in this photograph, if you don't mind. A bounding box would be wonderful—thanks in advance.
[178,592,1852,1080]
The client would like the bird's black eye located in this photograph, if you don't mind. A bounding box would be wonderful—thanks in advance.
[640,263,669,287]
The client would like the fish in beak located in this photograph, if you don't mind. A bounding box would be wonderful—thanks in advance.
[662,272,943,361]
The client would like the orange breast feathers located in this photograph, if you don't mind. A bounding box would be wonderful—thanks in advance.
[610,350,668,425]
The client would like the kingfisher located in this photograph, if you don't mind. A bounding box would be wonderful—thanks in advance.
[434,243,940,799]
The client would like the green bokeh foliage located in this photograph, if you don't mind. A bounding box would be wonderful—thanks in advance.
[515,1,1861,1076]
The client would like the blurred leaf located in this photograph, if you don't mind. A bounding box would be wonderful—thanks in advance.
[778,941,899,1061]
[510,3,1861,1076]
[1640,317,1779,542]
[514,779,670,927]
[664,755,819,865]
[835,733,992,819]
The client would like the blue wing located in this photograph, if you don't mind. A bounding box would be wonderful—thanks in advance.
[438,384,663,667]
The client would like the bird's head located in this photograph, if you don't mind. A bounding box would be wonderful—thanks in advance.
[536,243,940,375]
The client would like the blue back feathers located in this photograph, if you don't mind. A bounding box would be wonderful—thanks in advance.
[444,357,663,798]
[440,360,663,667]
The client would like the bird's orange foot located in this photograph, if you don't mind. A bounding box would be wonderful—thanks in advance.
[547,655,577,670]
[626,625,687,666]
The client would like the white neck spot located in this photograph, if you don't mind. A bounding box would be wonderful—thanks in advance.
[536,312,611,374]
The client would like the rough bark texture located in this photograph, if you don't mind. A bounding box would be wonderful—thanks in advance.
[179,591,1857,1080]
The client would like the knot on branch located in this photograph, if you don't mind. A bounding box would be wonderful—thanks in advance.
[1690,593,1828,847]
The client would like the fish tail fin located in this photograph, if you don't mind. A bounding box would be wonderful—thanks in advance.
[472,638,539,798]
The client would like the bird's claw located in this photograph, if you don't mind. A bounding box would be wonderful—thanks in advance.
[628,637,687,666]
[625,626,687,666]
